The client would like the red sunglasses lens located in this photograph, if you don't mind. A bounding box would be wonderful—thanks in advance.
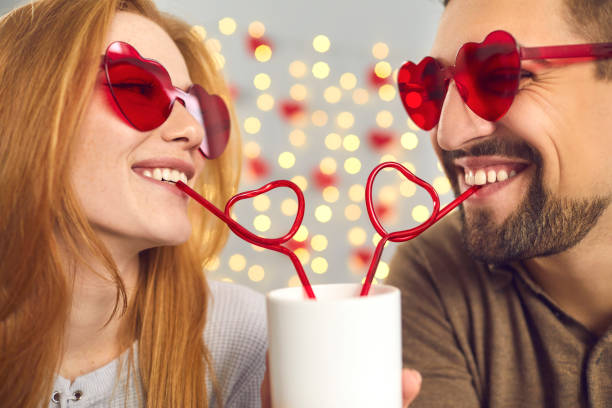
[188,85,231,159]
[106,60,170,131]
[397,57,447,131]
[455,30,520,121]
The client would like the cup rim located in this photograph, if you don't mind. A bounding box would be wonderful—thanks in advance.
[266,282,399,303]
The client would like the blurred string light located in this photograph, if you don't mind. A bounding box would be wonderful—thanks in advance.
[312,35,331,53]
[248,21,266,38]
[312,61,330,79]
[289,60,308,78]
[253,73,271,90]
[218,17,237,35]
[254,45,273,62]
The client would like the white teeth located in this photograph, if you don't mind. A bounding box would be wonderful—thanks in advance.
[162,168,171,181]
[487,170,496,183]
[474,169,487,185]
[465,170,475,185]
[141,167,188,183]
[153,168,162,181]
[464,168,517,186]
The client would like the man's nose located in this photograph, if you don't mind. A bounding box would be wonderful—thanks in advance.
[434,81,496,151]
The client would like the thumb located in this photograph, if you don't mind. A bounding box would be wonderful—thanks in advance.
[402,368,422,407]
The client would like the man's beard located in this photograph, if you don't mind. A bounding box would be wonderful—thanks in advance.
[442,139,611,265]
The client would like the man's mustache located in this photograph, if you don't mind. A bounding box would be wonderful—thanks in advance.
[441,139,541,165]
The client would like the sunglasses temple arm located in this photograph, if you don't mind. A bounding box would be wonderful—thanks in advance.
[521,43,612,60]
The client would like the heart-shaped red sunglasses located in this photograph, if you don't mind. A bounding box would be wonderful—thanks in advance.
[102,41,231,159]
[397,30,612,131]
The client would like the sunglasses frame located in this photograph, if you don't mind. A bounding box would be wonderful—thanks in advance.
[102,41,231,159]
[398,30,612,131]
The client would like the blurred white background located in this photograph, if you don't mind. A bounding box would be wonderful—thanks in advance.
[1,0,450,294]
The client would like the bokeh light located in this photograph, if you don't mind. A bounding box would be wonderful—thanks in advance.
[253,214,271,232]
[375,261,389,279]
[336,111,355,129]
[290,84,308,101]
[253,73,271,90]
[248,21,266,38]
[325,133,342,150]
[291,175,308,191]
[374,61,392,78]
[289,60,308,78]
[312,61,330,79]
[191,25,207,41]
[376,110,394,128]
[244,141,261,158]
[433,176,451,194]
[313,35,331,53]
[315,205,333,223]
[311,110,329,127]
[348,227,367,246]
[340,72,357,90]
[218,17,237,35]
[254,45,272,62]
[257,93,275,111]
[322,186,340,203]
[378,84,396,101]
[412,205,430,222]
[229,254,246,272]
[244,117,261,134]
[401,132,419,150]
[311,234,329,252]
[324,86,342,104]
[253,195,271,212]
[311,257,329,274]
[289,129,307,147]
[320,157,337,174]
[248,265,265,282]
[342,134,360,152]
[294,225,309,242]
[344,204,361,221]
[278,152,296,169]
[372,42,389,59]
[352,88,369,105]
[344,157,362,175]
[281,198,298,216]
[348,184,365,202]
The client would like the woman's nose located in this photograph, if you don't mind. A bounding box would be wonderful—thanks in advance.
[160,103,205,152]
[434,81,496,151]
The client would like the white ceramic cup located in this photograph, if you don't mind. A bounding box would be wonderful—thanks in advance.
[266,283,402,408]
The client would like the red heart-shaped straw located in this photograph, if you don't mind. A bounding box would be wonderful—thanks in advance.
[176,180,316,299]
[361,162,480,296]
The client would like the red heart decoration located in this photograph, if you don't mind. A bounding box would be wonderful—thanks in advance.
[224,180,305,246]
[365,162,440,242]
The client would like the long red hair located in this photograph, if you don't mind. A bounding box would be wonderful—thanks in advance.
[0,0,241,406]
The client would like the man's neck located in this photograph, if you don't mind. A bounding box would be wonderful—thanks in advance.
[525,211,612,336]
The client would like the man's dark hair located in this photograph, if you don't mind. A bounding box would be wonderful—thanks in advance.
[443,0,612,79]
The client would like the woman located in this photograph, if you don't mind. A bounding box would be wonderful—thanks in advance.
[0,0,266,406]
[0,0,421,406]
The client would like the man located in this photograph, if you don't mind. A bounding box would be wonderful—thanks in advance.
[387,0,612,406]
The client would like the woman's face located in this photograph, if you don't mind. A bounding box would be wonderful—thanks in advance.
[71,12,206,257]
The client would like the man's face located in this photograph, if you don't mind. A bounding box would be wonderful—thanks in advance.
[430,0,612,263]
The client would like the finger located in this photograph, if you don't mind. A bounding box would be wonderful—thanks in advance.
[402,368,422,407]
